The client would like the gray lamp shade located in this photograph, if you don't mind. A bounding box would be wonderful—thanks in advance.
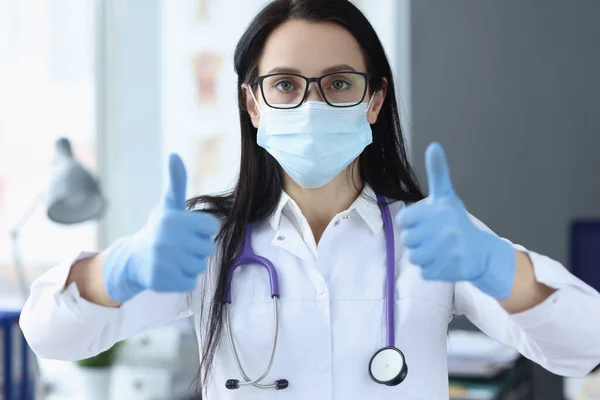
[46,138,106,224]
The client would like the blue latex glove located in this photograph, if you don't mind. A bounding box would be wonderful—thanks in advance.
[103,154,220,303]
[396,143,516,300]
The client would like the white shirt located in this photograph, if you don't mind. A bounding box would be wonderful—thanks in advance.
[20,185,600,399]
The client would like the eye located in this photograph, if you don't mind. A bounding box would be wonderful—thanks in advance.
[331,79,351,90]
[274,80,296,91]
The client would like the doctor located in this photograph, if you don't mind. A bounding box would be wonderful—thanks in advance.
[20,0,600,399]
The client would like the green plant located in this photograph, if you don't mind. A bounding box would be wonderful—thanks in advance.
[75,341,123,368]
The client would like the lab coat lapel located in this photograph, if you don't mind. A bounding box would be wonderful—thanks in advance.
[270,217,315,263]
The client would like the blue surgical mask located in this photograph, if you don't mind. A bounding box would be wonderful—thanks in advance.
[254,98,374,189]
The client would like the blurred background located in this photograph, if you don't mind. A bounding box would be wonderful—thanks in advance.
[0,0,599,399]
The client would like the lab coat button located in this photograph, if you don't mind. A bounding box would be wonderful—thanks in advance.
[276,235,285,241]
[316,286,326,295]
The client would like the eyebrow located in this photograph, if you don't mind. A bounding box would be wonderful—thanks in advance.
[266,64,358,75]
[322,64,357,74]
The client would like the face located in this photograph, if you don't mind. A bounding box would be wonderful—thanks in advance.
[243,19,387,127]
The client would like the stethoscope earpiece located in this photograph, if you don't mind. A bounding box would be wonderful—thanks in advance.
[369,346,408,387]
[275,379,289,390]
[225,378,289,390]
[225,379,240,390]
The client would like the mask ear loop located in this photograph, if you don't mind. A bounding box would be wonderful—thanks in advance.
[366,92,376,113]
[243,83,262,115]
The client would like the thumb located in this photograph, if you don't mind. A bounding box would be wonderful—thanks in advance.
[425,142,455,200]
[164,153,188,210]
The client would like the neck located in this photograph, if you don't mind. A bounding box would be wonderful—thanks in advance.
[284,165,362,243]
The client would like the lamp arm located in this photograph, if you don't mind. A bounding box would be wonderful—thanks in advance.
[10,193,45,237]
[9,193,45,391]
[9,193,45,299]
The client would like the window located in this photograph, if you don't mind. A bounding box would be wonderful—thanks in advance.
[0,0,99,303]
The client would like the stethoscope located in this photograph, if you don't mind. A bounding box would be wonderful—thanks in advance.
[224,194,407,390]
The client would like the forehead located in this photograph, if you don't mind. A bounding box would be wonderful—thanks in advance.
[258,19,367,76]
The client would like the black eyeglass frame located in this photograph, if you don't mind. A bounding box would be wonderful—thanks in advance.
[251,71,377,110]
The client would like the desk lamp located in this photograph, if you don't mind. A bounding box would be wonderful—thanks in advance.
[10,137,106,297]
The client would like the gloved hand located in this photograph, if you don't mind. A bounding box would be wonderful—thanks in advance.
[395,143,516,300]
[102,154,220,303]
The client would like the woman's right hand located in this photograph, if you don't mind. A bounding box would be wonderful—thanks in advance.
[102,154,220,303]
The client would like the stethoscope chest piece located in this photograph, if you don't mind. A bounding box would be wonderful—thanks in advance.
[369,346,408,386]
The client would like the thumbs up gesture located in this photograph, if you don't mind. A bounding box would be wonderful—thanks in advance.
[395,143,516,300]
[103,154,220,303]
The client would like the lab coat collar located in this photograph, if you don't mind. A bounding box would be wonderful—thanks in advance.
[268,183,383,235]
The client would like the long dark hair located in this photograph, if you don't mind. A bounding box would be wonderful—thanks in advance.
[187,0,424,393]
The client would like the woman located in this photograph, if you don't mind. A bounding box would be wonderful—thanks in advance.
[20,0,600,399]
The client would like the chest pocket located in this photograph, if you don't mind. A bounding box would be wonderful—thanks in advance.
[396,251,454,306]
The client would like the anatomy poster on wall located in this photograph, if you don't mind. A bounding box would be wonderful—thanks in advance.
[196,0,209,21]
[192,51,223,106]
[192,135,222,194]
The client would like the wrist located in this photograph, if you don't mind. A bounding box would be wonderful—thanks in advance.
[471,234,516,300]
[67,253,121,307]
[103,236,145,303]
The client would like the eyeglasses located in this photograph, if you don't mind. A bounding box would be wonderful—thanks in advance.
[252,71,373,109]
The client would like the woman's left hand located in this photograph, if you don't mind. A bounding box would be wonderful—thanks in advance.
[395,143,516,300]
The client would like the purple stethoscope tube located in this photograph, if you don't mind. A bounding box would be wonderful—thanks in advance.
[224,194,407,391]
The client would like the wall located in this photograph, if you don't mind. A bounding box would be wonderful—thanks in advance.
[410,1,600,399]
[97,0,163,246]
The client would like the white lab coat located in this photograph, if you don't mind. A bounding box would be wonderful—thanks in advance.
[20,185,600,399]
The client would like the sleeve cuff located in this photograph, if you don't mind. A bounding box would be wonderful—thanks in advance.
[32,250,98,290]
[527,250,585,290]
[509,288,561,329]
[509,249,594,329]
[60,280,122,323]
[33,250,122,323]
